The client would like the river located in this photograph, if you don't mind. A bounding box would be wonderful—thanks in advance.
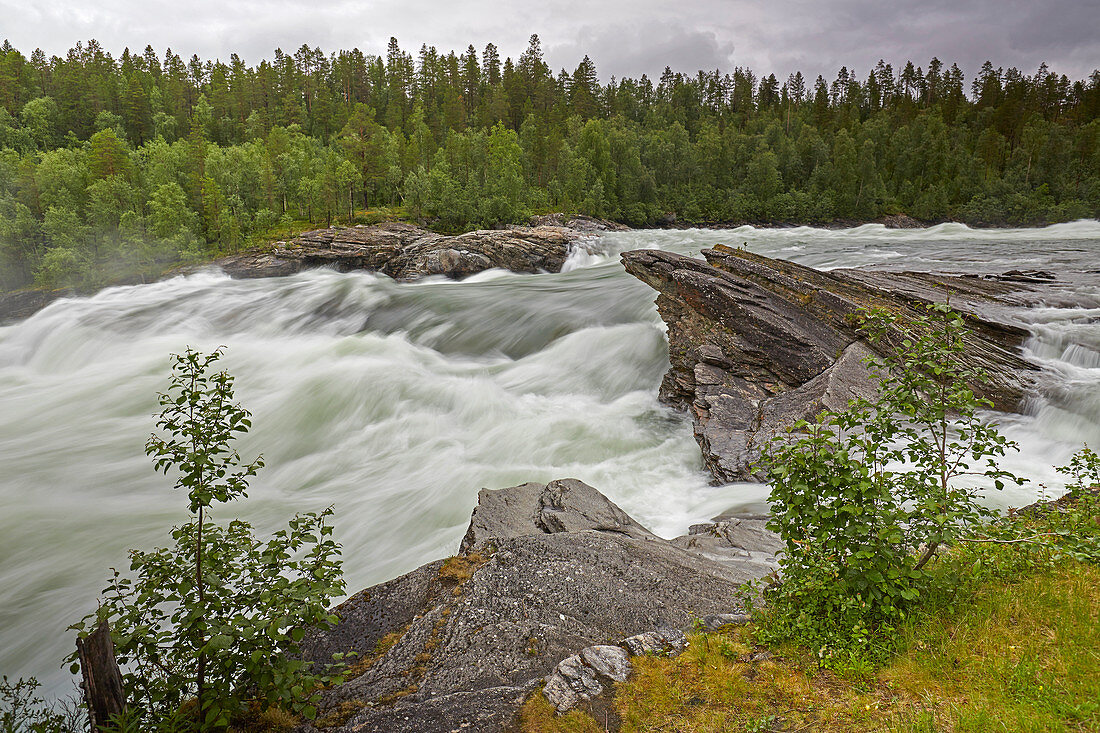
[1,222,1098,696]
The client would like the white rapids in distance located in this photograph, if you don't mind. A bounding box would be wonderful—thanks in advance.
[1,221,1098,696]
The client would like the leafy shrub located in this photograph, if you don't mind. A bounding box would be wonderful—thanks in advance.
[948,444,1100,588]
[756,303,1023,666]
[71,348,345,730]
[0,677,78,733]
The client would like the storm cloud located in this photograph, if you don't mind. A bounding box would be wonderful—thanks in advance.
[1,0,1096,83]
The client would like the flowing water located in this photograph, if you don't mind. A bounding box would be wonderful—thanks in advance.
[1,222,1098,696]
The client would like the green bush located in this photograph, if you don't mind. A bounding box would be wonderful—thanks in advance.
[756,303,1023,667]
[0,677,74,733]
[71,348,345,730]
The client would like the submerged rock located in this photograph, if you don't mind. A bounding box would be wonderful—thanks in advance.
[622,245,1054,482]
[297,479,778,732]
[217,222,589,281]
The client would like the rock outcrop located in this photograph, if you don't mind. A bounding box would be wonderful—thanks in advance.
[0,288,72,325]
[622,245,1053,483]
[216,222,591,281]
[297,479,779,732]
[528,213,632,232]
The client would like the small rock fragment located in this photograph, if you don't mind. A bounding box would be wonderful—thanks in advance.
[621,628,688,657]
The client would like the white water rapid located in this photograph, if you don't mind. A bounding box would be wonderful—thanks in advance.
[1,222,1097,696]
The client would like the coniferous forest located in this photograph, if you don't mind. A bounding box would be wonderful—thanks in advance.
[1,34,1098,292]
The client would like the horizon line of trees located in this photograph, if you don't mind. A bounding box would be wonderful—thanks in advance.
[1,35,1098,291]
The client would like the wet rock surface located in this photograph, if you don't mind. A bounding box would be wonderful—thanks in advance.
[217,222,591,281]
[622,245,1056,482]
[0,288,72,325]
[296,479,777,732]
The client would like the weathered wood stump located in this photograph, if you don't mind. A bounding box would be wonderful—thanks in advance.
[76,620,126,729]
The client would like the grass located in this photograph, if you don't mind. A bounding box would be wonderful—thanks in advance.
[518,495,1100,733]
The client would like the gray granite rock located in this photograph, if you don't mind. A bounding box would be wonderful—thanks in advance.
[297,479,776,732]
[543,645,631,713]
[620,628,688,657]
[459,478,658,553]
[622,246,1050,482]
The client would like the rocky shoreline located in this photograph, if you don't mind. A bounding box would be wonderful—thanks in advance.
[289,242,1089,731]
[214,219,610,281]
[295,479,780,732]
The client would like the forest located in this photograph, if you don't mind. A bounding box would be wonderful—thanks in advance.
[0,34,1098,291]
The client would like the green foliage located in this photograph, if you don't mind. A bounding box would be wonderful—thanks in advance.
[757,303,1022,668]
[943,444,1100,588]
[145,348,263,513]
[0,40,1098,292]
[71,348,345,730]
[0,677,74,733]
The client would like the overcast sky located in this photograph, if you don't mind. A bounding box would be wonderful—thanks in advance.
[3,0,1098,84]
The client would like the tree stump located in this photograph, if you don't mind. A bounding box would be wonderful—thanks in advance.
[76,620,126,728]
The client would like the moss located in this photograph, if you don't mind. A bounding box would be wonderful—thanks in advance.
[313,699,367,729]
[379,685,419,705]
[341,627,408,681]
[515,689,604,733]
[439,550,488,586]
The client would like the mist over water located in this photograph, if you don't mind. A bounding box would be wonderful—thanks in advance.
[2,222,1098,695]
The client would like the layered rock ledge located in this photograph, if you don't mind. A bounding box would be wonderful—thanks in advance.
[621,245,1064,483]
[216,220,606,281]
[297,478,779,732]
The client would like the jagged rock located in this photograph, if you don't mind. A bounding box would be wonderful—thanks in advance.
[622,245,1053,482]
[543,645,631,713]
[698,613,751,632]
[297,479,777,732]
[217,222,587,281]
[459,478,658,553]
[879,213,925,229]
[673,518,783,577]
[620,628,688,657]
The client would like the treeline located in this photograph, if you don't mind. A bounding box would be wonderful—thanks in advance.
[1,35,1099,291]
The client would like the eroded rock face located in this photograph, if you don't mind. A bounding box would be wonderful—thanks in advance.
[622,245,1048,482]
[297,479,778,732]
[217,222,587,281]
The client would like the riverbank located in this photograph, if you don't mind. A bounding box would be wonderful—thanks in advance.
[0,214,622,324]
[2,222,1095,701]
[3,212,1089,326]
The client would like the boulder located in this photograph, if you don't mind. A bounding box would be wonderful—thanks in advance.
[542,645,631,713]
[296,479,778,732]
[622,245,1053,482]
[528,213,631,232]
[217,222,588,281]
[459,478,658,553]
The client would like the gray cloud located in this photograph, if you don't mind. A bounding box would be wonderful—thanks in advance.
[546,24,737,80]
[0,0,1096,84]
